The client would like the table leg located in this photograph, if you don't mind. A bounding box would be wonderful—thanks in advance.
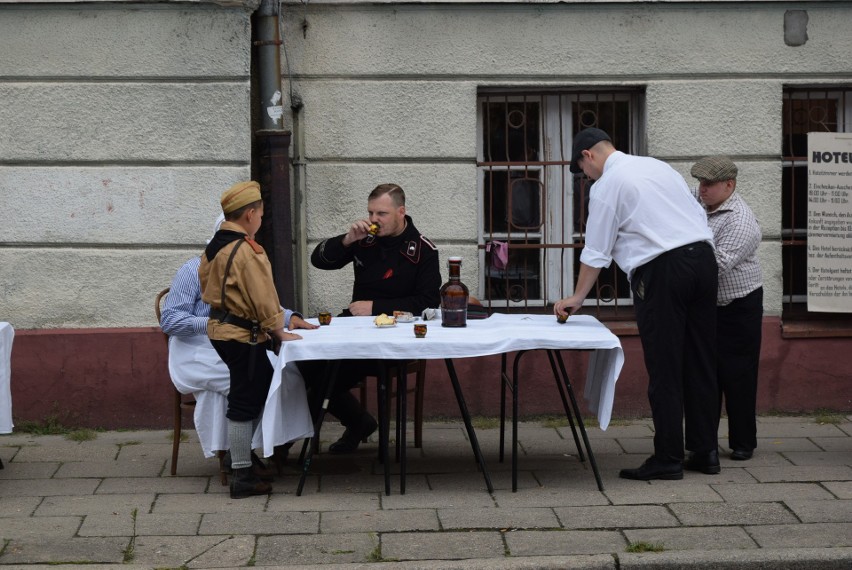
[510,350,526,492]
[553,350,605,492]
[444,358,494,493]
[297,360,340,496]
[376,364,391,496]
[397,361,407,495]
[499,353,509,463]
[545,350,586,462]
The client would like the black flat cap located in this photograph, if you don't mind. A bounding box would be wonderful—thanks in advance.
[570,128,612,173]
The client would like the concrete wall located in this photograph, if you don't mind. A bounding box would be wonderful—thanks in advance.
[0,1,257,329]
[278,2,852,318]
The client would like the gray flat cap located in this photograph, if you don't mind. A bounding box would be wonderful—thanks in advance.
[691,156,738,182]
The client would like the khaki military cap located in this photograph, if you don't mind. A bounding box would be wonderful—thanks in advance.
[690,156,738,182]
[220,181,261,214]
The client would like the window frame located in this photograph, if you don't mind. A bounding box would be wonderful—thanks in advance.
[476,88,645,317]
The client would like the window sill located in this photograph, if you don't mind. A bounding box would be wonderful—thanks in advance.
[602,320,640,337]
[781,319,852,339]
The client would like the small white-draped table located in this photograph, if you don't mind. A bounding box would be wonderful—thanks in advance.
[266,313,624,495]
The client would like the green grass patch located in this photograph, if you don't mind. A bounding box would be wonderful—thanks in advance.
[542,416,569,429]
[813,411,845,425]
[14,415,69,435]
[366,545,383,562]
[471,416,501,429]
[65,429,97,442]
[626,541,665,553]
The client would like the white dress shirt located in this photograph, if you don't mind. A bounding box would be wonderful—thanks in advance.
[580,151,714,280]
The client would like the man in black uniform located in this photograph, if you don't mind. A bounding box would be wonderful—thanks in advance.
[306,183,441,453]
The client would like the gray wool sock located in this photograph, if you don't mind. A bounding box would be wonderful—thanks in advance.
[228,420,253,470]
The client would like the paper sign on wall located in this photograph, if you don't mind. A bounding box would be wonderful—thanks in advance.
[807,132,852,312]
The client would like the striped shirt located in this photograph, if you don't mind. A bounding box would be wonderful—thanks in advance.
[704,192,763,306]
[160,256,211,337]
[160,255,297,337]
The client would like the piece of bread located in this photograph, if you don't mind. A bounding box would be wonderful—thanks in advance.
[374,313,396,326]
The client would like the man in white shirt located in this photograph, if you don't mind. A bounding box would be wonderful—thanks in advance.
[555,128,720,480]
[691,156,763,461]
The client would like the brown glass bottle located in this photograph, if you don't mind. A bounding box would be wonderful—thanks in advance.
[440,256,468,327]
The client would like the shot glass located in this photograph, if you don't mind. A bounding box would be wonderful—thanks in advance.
[318,312,332,326]
[413,323,427,338]
[556,313,569,324]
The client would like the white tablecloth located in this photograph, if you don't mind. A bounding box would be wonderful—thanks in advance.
[0,322,14,434]
[168,334,313,458]
[265,313,624,456]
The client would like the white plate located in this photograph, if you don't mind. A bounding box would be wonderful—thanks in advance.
[396,316,418,323]
[375,322,397,328]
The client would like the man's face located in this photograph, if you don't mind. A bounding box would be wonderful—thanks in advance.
[368,194,406,237]
[698,179,735,211]
[578,149,604,181]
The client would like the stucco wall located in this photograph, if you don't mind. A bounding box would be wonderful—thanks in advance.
[0,2,256,329]
[279,2,852,318]
[2,1,850,326]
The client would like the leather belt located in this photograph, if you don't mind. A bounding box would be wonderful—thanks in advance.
[209,308,260,345]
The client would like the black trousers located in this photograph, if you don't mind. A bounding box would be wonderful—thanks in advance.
[717,287,763,452]
[297,359,381,428]
[632,241,719,463]
[211,339,274,423]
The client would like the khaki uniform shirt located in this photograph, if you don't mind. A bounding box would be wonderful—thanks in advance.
[198,221,284,343]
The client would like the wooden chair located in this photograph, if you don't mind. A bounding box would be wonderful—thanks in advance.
[155,287,203,478]
[359,359,426,448]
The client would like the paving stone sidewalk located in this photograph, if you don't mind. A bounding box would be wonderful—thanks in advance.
[1,415,851,569]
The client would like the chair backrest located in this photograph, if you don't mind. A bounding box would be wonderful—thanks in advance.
[155,287,170,342]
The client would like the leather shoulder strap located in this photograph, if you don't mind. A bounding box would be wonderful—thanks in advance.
[219,238,245,312]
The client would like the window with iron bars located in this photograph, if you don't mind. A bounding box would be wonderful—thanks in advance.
[476,89,644,319]
[782,87,852,321]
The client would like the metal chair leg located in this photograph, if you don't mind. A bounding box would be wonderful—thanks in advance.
[171,388,181,476]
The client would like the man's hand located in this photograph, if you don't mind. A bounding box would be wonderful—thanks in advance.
[342,219,372,247]
[348,300,374,316]
[554,295,584,317]
[288,315,319,331]
[272,328,302,342]
[268,328,302,355]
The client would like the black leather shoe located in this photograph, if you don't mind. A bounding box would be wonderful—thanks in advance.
[229,467,272,499]
[684,450,721,474]
[619,456,683,481]
[730,449,753,461]
[329,415,378,454]
[220,451,275,482]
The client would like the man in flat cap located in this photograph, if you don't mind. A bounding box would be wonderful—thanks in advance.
[199,181,317,498]
[692,156,763,461]
[555,128,720,481]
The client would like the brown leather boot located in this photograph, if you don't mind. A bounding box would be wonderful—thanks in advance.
[230,467,272,499]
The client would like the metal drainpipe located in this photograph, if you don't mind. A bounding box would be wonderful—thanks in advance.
[254,0,296,308]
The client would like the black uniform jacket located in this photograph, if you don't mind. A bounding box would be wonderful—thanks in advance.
[311,216,441,316]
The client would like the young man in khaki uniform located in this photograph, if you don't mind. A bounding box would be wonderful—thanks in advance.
[199,181,316,498]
